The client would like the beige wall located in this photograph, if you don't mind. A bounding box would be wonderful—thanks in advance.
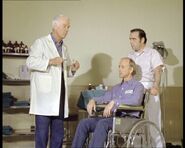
[3,0,183,147]
[3,0,183,87]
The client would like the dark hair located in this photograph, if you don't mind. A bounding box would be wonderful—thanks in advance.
[130,28,147,44]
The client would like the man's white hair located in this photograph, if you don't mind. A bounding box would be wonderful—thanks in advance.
[52,14,68,29]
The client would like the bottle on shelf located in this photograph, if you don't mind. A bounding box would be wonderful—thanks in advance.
[13,41,19,53]
[24,45,29,54]
[88,83,92,90]
[20,41,24,47]
[7,41,13,48]
[14,41,19,48]
[2,40,7,53]
[7,41,14,53]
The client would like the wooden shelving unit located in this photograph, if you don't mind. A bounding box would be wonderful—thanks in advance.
[3,53,32,143]
[3,106,30,113]
[3,79,30,85]
[3,53,29,57]
[5,106,30,109]
[3,129,34,138]
[3,52,78,147]
[3,129,34,142]
[3,130,73,145]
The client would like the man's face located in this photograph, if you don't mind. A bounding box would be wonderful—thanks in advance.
[129,31,143,52]
[56,17,70,39]
[119,59,132,79]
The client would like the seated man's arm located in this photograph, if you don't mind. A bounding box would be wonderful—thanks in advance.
[87,99,115,118]
[87,86,117,116]
[93,90,113,104]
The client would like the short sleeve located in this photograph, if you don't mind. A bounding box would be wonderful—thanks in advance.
[151,49,164,70]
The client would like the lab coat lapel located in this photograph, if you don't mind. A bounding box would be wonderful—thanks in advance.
[46,34,60,57]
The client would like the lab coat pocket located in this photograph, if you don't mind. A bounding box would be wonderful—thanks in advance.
[36,74,52,93]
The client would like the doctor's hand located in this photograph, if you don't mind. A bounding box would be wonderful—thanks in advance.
[87,99,96,116]
[49,57,64,66]
[71,60,80,71]
[103,100,115,118]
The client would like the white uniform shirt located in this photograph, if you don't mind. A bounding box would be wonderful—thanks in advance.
[128,47,164,88]
[129,46,164,133]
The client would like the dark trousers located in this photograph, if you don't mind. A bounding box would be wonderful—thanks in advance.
[72,117,113,148]
[35,115,64,148]
[35,71,65,148]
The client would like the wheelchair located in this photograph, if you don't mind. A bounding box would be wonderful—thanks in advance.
[85,91,166,148]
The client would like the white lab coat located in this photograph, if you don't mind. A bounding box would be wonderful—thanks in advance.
[26,34,73,118]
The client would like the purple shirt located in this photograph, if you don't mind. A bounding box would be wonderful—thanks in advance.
[94,78,144,117]
[51,33,63,56]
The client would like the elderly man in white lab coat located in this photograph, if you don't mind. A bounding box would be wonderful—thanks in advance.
[26,14,80,148]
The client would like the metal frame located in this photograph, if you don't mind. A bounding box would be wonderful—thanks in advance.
[84,89,167,148]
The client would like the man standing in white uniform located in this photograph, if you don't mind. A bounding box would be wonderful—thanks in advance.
[128,28,164,137]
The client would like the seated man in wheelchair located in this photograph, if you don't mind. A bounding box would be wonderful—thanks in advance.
[72,57,145,148]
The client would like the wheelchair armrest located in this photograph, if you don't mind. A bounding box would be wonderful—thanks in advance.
[117,104,144,112]
[96,104,107,112]
[96,104,107,108]
[96,104,144,112]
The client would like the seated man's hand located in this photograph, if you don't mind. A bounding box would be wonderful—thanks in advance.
[87,99,96,116]
[103,100,115,118]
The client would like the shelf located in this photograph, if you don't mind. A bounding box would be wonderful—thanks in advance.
[3,129,34,138]
[3,53,29,57]
[3,129,34,141]
[3,79,30,85]
[8,106,30,109]
[3,106,30,113]
[3,129,73,144]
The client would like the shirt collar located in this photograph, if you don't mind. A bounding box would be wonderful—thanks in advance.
[121,77,135,86]
[142,46,149,53]
[50,33,63,46]
[133,46,149,56]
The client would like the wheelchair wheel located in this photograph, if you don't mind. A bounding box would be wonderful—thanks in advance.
[126,119,166,148]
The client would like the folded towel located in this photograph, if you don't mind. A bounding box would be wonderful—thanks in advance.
[14,100,30,106]
[3,125,14,135]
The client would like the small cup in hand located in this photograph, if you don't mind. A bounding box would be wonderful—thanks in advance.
[71,59,80,71]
